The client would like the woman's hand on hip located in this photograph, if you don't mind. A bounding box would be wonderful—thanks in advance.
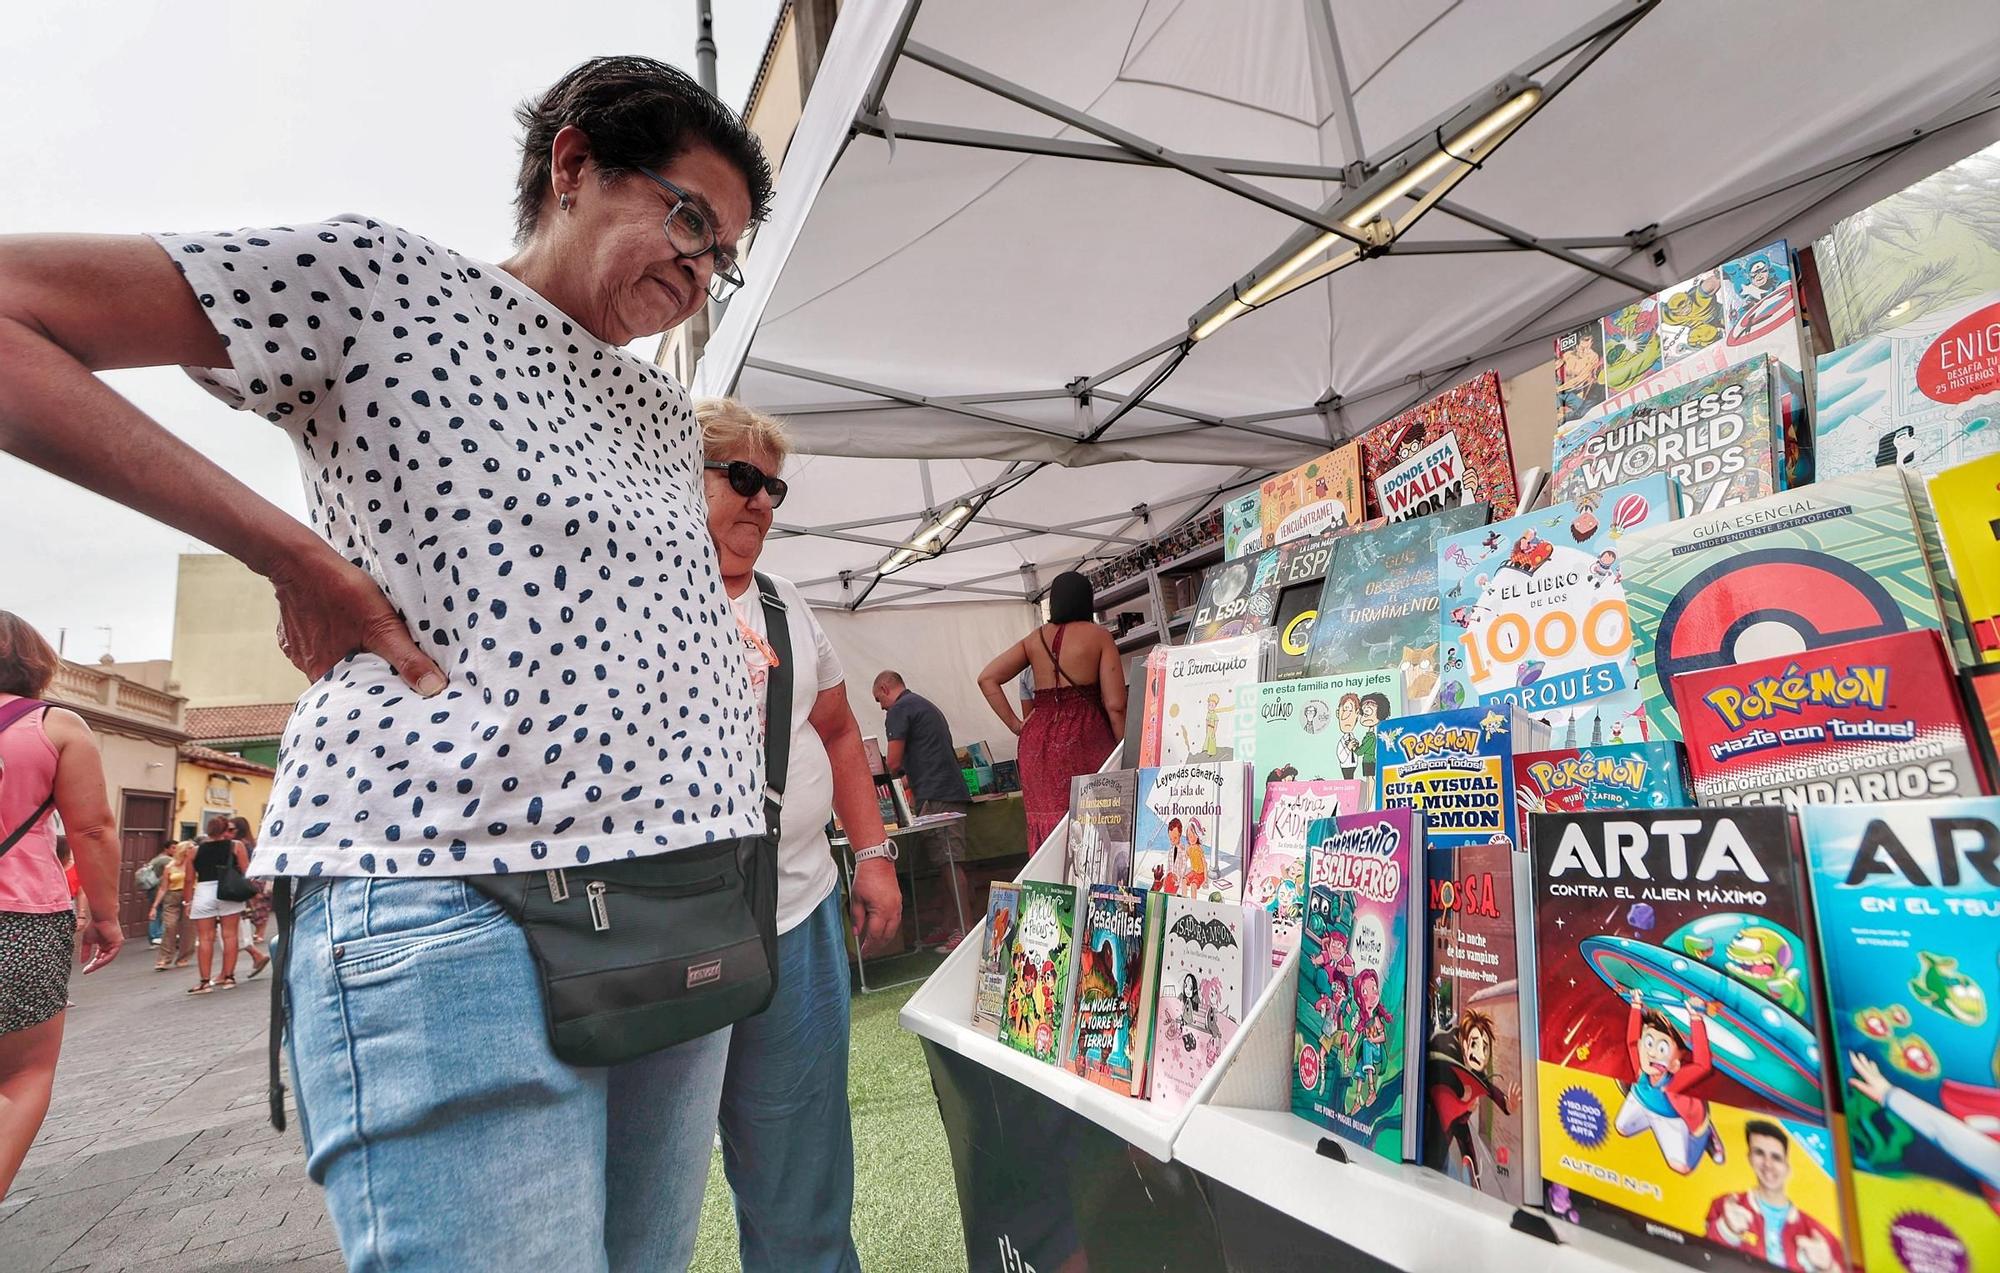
[270,546,447,696]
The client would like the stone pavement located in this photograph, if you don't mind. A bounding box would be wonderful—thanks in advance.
[1,945,339,1272]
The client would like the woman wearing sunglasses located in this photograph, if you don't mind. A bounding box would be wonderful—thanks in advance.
[0,56,775,1270]
[697,398,902,1273]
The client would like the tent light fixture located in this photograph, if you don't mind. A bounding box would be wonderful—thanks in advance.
[1190,78,1546,342]
[876,500,977,575]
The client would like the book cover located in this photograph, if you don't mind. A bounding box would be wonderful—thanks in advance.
[1550,356,1801,516]
[1291,807,1425,1160]
[1260,444,1364,546]
[1306,504,1492,710]
[1375,705,1549,852]
[1554,239,1805,434]
[1425,837,1535,1205]
[1621,468,1957,741]
[1357,372,1520,521]
[1067,884,1164,1097]
[1531,808,1848,1270]
[1932,450,2000,664]
[1802,797,2000,1272]
[1248,670,1400,820]
[1189,551,1273,642]
[971,881,1022,1038]
[1672,629,1987,809]
[1511,742,1691,828]
[1133,645,1167,767]
[1151,895,1264,1114]
[1189,525,1380,647]
[1066,769,1139,891]
[1964,664,2000,788]
[1252,779,1366,967]
[1264,532,1353,679]
[1133,762,1252,904]
[1000,881,1079,1065]
[1814,290,2000,482]
[1436,475,1680,742]
[1223,490,1264,560]
[1155,633,1263,765]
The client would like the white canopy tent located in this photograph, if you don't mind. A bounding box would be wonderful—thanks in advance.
[696,0,2000,611]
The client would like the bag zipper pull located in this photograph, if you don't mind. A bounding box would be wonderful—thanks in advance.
[546,869,570,902]
[586,880,609,932]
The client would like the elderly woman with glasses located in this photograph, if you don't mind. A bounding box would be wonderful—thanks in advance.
[0,57,773,1269]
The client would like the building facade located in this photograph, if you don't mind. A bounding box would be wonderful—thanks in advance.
[175,744,277,844]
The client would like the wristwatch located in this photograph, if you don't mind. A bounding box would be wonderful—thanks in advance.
[853,840,898,865]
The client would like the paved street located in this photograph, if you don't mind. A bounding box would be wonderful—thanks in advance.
[1,945,338,1272]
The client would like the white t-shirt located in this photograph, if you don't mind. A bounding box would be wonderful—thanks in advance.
[730,573,845,933]
[151,216,763,878]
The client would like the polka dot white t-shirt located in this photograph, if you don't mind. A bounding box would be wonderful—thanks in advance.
[151,215,763,878]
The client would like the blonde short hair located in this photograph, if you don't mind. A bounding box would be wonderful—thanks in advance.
[696,398,792,465]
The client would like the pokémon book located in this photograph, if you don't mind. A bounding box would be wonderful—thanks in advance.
[1252,779,1366,968]
[1930,449,2000,665]
[1424,836,1538,1205]
[1066,884,1166,1098]
[1376,705,1550,853]
[1673,630,1987,810]
[971,881,1021,1038]
[1511,742,1692,839]
[1621,468,1960,741]
[1291,807,1426,1161]
[1150,895,1272,1114]
[1358,372,1520,521]
[999,881,1081,1066]
[1306,504,1492,710]
[1554,238,1806,434]
[1150,632,1263,766]
[1814,289,2000,482]
[1248,670,1400,820]
[1436,474,1680,741]
[1802,797,2000,1273]
[1066,769,1139,891]
[1223,490,1263,560]
[1260,444,1364,547]
[1532,808,1848,1271]
[1133,762,1253,904]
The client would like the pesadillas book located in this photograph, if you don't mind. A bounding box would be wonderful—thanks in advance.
[1248,670,1400,820]
[1291,808,1426,1161]
[1424,836,1537,1206]
[1000,881,1080,1065]
[1356,372,1520,522]
[1376,705,1550,852]
[1672,629,1987,810]
[1260,444,1363,547]
[971,881,1021,1038]
[1531,808,1848,1271]
[1150,895,1271,1114]
[1802,797,2000,1273]
[1252,779,1366,968]
[1146,632,1263,766]
[1066,884,1166,1098]
[1813,289,2000,482]
[1067,769,1138,890]
[1435,475,1680,741]
[1133,762,1252,904]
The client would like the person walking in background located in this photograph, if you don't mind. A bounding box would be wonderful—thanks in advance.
[978,571,1124,852]
[231,815,271,968]
[871,671,974,948]
[150,841,194,970]
[183,816,262,994]
[698,397,900,1273]
[0,611,124,1197]
[136,843,173,947]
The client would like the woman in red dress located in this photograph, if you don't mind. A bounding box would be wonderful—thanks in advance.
[978,573,1125,852]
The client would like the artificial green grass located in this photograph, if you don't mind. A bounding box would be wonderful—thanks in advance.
[692,974,969,1272]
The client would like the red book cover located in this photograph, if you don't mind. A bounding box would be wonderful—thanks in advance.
[1357,372,1519,522]
[1670,629,1987,808]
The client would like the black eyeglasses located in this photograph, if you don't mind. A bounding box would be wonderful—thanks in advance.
[635,169,747,302]
[705,459,787,508]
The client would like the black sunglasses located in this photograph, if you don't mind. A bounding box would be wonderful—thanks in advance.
[705,459,788,508]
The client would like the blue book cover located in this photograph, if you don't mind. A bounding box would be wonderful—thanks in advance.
[1510,741,1690,823]
[1375,706,1550,852]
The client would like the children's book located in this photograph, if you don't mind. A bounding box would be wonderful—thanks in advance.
[1357,372,1520,522]
[1264,532,1352,679]
[1931,450,2000,664]
[1248,671,1400,821]
[1291,807,1426,1161]
[1672,629,1987,809]
[999,881,1080,1065]
[1436,474,1681,741]
[1190,528,1378,648]
[1189,551,1270,642]
[1260,444,1364,546]
[971,882,1021,1038]
[1251,779,1365,968]
[1531,808,1848,1271]
[1066,884,1166,1098]
[1066,769,1139,891]
[1424,836,1537,1205]
[1802,797,2000,1273]
[1511,742,1691,832]
[1131,646,1167,768]
[1814,290,2000,483]
[1621,468,1963,741]
[1963,664,2000,788]
[1306,505,1492,710]
[1375,705,1550,852]
[1149,633,1264,765]
[1150,895,1271,1114]
[1223,490,1264,560]
[1132,762,1253,904]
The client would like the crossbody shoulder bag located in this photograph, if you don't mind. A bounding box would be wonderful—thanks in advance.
[269,573,791,1128]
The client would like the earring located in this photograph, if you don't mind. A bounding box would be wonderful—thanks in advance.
[559,192,572,211]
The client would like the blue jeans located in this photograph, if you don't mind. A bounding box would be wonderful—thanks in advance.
[285,877,729,1271]
[147,909,163,943]
[718,887,859,1272]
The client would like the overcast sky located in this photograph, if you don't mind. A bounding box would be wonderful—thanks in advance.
[1,0,783,663]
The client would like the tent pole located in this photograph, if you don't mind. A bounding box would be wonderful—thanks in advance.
[745,356,1081,441]
[1302,1,1366,165]
[1431,199,1656,291]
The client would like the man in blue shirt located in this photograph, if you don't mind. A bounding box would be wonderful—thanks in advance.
[872,671,973,947]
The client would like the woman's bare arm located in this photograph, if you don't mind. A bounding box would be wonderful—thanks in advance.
[43,708,123,970]
[977,639,1030,736]
[1096,628,1127,740]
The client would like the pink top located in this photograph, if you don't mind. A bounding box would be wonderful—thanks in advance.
[0,697,69,913]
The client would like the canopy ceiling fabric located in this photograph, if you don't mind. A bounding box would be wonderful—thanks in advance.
[697,0,2000,609]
